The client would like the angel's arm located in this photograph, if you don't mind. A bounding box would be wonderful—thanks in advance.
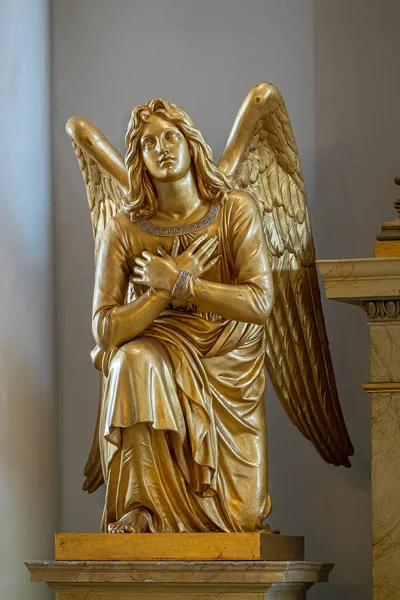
[92,219,170,351]
[180,192,274,324]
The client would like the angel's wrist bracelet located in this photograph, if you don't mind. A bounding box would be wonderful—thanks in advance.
[172,270,190,299]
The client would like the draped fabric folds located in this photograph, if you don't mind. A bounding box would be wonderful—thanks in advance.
[92,193,273,532]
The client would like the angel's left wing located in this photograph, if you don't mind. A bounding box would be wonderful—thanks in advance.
[219,83,354,467]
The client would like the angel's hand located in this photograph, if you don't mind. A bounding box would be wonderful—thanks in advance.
[132,251,179,293]
[132,235,220,293]
[158,233,221,278]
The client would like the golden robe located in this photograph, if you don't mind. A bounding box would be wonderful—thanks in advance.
[92,191,273,532]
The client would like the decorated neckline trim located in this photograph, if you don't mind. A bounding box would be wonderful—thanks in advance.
[136,202,220,237]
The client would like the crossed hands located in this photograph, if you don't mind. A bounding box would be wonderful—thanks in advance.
[131,233,220,294]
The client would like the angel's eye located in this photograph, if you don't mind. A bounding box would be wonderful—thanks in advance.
[166,131,179,142]
[142,138,155,150]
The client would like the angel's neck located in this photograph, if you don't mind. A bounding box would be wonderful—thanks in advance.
[151,169,204,223]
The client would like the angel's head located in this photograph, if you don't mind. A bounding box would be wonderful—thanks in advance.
[124,98,232,220]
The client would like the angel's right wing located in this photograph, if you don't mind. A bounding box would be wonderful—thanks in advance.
[66,117,129,257]
[66,118,129,493]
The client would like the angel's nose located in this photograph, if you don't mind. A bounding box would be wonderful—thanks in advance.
[158,138,170,154]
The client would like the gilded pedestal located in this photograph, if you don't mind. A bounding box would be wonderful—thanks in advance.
[55,533,304,562]
[318,255,400,600]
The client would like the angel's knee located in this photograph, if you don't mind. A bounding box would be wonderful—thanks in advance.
[110,338,163,373]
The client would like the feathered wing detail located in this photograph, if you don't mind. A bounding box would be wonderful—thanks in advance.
[219,83,354,466]
[66,118,129,257]
[66,118,130,492]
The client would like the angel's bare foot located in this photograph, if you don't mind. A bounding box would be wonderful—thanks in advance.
[108,509,148,533]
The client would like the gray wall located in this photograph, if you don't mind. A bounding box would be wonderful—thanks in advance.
[0,0,57,598]
[51,1,400,598]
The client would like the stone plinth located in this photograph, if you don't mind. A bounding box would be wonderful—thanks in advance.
[25,559,333,599]
[55,532,304,562]
[318,255,400,600]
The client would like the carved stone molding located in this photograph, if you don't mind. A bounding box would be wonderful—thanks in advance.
[361,300,400,320]
[26,559,333,599]
[317,257,400,304]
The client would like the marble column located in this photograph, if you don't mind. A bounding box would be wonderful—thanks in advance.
[318,255,400,600]
[0,1,57,599]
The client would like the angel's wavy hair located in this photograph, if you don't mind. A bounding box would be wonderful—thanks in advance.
[123,98,232,220]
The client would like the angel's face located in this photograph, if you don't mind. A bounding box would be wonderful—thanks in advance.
[140,115,192,183]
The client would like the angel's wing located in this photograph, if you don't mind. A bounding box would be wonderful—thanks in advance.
[66,117,129,257]
[219,83,353,467]
[66,118,130,492]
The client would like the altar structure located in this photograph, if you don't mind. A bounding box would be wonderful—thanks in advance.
[25,532,333,599]
[318,188,400,600]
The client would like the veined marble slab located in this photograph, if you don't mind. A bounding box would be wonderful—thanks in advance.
[26,559,333,599]
[317,257,400,303]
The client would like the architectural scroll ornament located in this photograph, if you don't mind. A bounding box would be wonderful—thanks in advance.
[361,300,400,320]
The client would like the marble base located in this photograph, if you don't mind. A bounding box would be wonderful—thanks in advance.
[26,559,333,599]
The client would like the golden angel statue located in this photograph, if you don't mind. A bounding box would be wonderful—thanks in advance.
[67,83,353,534]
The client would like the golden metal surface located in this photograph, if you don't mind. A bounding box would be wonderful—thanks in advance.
[66,83,353,534]
[55,533,304,561]
[376,175,400,242]
[375,240,400,257]
[363,382,400,393]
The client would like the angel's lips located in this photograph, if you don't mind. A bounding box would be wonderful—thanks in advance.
[159,157,175,167]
